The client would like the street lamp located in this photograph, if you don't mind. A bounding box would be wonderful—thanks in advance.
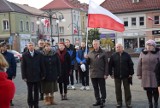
[42,10,65,45]
[36,20,41,40]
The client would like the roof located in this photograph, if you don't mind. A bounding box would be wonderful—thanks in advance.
[0,0,30,14]
[101,0,160,14]
[41,0,75,10]
[15,3,44,16]
[41,0,88,11]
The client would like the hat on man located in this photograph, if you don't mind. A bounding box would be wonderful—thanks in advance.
[145,39,156,47]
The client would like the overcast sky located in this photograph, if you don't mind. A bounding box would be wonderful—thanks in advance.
[7,0,105,9]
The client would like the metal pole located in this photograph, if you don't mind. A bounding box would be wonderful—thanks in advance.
[57,23,59,43]
[49,14,53,45]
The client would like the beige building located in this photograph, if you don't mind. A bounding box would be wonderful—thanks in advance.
[41,0,88,44]
[100,0,160,49]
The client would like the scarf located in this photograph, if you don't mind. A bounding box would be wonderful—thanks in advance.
[57,49,66,64]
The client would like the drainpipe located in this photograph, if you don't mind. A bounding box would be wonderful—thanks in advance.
[8,12,12,49]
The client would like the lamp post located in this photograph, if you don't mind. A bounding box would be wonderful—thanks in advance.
[42,10,65,45]
[36,20,40,40]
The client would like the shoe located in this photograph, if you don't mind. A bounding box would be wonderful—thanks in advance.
[63,94,68,100]
[71,85,76,90]
[67,85,71,89]
[93,101,101,106]
[100,101,105,108]
[126,104,132,108]
[85,86,90,90]
[80,86,85,90]
[61,94,64,100]
[116,104,122,108]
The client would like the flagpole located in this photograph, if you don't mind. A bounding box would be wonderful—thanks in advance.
[85,0,91,54]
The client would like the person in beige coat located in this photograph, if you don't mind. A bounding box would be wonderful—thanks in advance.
[137,39,160,108]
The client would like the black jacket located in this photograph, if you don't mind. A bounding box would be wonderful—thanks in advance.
[2,51,16,77]
[109,51,134,79]
[43,50,61,81]
[21,50,46,82]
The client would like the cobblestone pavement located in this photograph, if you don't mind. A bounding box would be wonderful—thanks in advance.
[11,57,153,108]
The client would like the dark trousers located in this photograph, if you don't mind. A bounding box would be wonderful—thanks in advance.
[145,88,159,104]
[69,65,74,85]
[114,78,131,105]
[26,82,39,107]
[91,78,106,102]
[79,65,89,86]
[59,83,67,94]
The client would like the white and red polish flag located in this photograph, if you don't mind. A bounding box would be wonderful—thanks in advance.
[88,0,125,32]
[74,27,78,34]
[44,19,50,28]
[148,16,154,21]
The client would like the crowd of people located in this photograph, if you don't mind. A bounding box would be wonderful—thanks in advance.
[0,39,160,108]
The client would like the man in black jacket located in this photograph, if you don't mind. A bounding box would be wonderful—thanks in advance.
[21,42,45,108]
[109,43,134,108]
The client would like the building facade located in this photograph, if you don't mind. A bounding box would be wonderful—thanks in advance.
[100,0,160,50]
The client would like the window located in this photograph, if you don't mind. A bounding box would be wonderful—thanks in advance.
[123,18,128,27]
[154,16,159,24]
[59,27,64,34]
[60,38,64,42]
[31,22,34,32]
[139,17,144,26]
[3,20,9,30]
[26,21,29,31]
[20,21,24,32]
[131,17,136,26]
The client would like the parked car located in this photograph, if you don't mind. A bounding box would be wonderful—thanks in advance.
[134,47,144,54]
[7,50,22,63]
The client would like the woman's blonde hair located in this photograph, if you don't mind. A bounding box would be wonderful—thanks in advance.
[0,53,9,69]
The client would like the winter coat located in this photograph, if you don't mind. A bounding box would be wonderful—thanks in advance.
[137,48,160,88]
[66,44,76,65]
[57,50,71,84]
[76,47,89,65]
[43,50,61,81]
[109,51,134,79]
[87,48,109,78]
[21,50,46,82]
[0,72,15,108]
[2,51,16,78]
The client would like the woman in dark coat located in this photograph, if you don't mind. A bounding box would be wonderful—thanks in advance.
[137,39,160,108]
[57,42,71,100]
[42,42,60,105]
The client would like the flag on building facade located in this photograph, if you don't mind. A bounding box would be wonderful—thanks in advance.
[74,27,78,34]
[88,0,125,32]
[148,16,154,21]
